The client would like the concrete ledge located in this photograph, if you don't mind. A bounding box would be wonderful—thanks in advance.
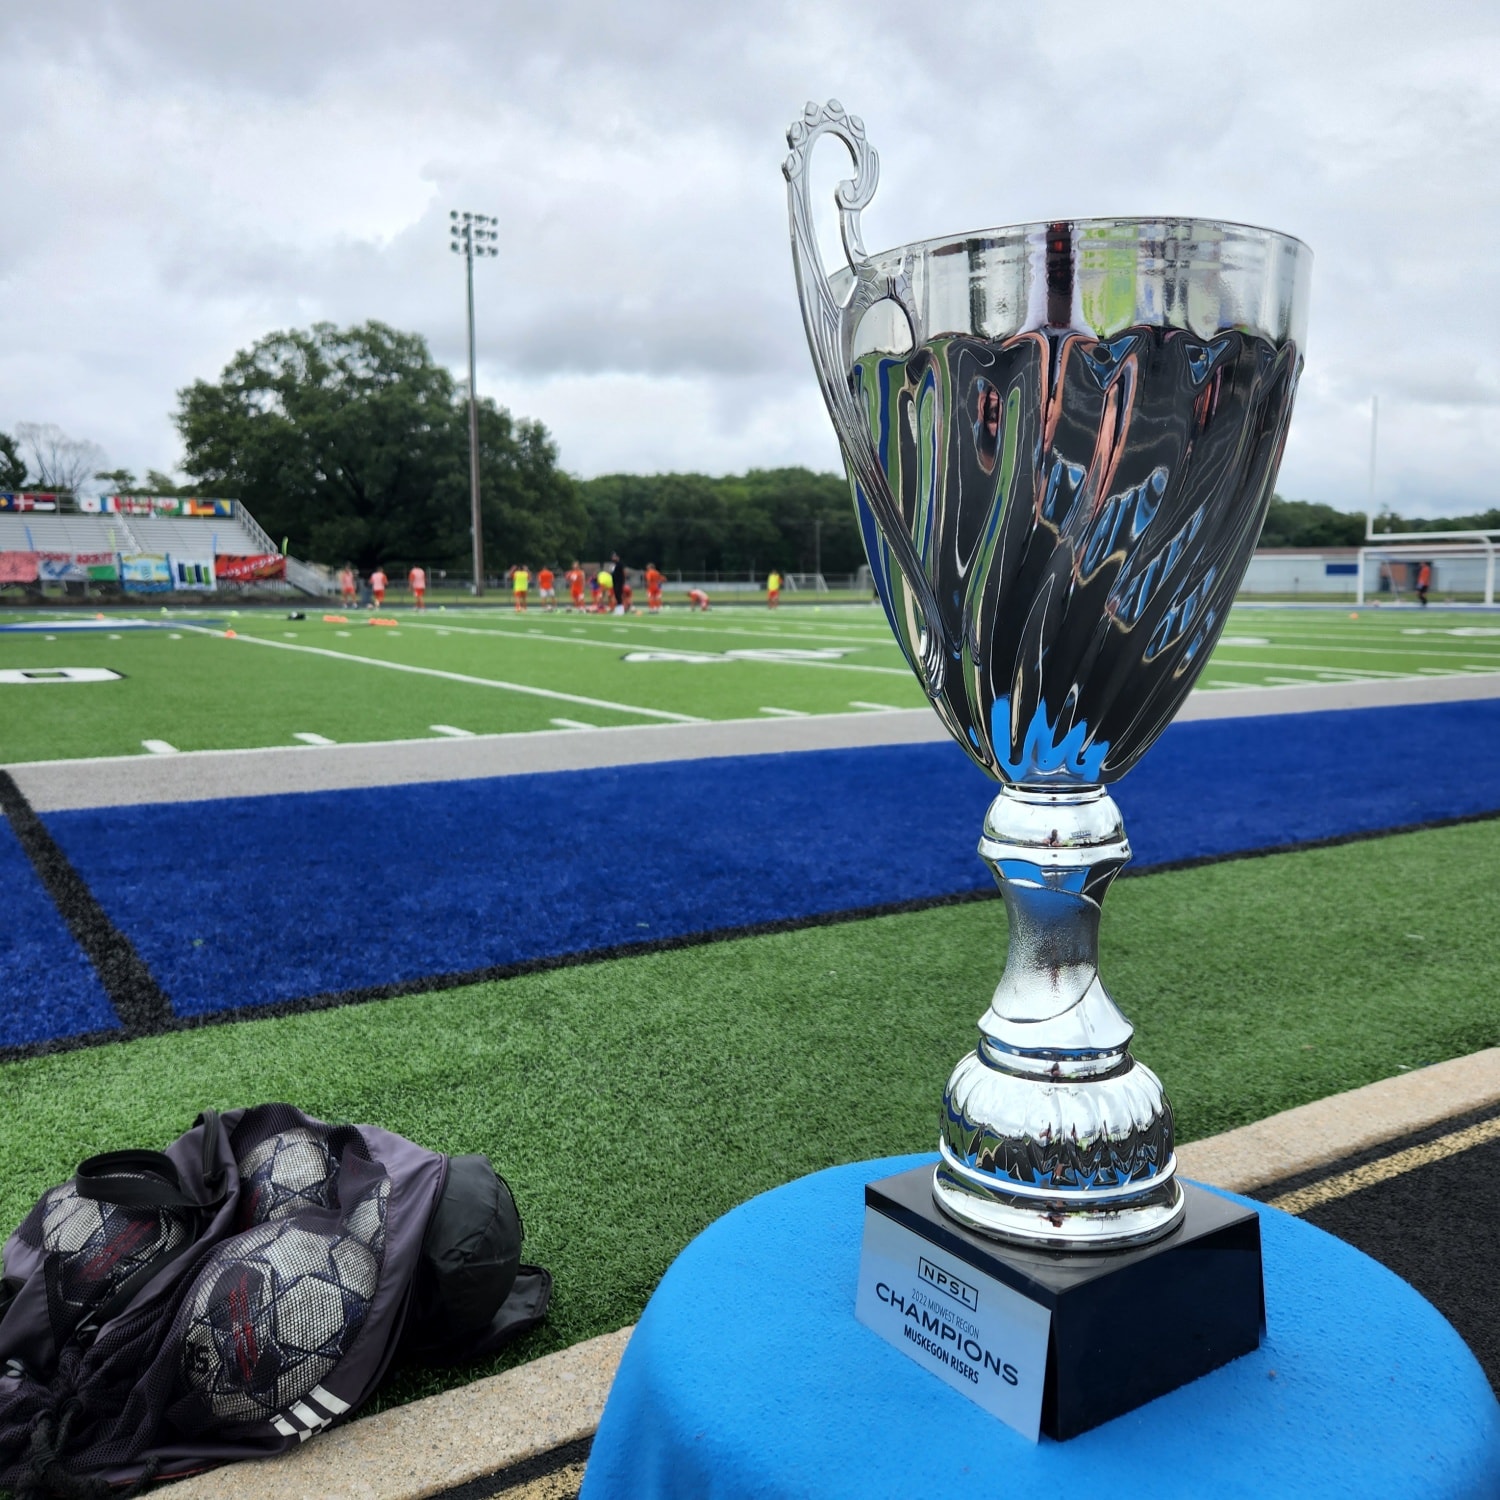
[1176,1046,1500,1193]
[164,1048,1500,1498]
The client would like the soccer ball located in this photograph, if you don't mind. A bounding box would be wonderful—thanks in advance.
[40,1181,189,1317]
[181,1216,383,1422]
[237,1128,340,1228]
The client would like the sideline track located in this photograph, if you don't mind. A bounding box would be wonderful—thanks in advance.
[165,1048,1500,1500]
[11,670,1500,812]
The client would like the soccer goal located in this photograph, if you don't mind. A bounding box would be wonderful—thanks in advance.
[1356,527,1497,606]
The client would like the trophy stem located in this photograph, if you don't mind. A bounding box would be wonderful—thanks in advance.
[933,784,1185,1249]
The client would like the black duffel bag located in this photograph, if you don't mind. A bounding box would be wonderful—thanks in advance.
[0,1103,550,1495]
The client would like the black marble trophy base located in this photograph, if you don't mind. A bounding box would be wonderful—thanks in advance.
[866,1166,1264,1440]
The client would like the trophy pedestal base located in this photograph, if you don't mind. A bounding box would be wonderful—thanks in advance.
[855,1165,1263,1439]
[583,1156,1500,1497]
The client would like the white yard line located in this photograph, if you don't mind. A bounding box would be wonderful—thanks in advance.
[141,739,177,755]
[293,732,336,746]
[429,724,474,737]
[1218,635,1500,660]
[179,625,705,724]
[758,706,808,717]
[396,618,910,675]
[850,700,903,712]
[403,617,892,653]
[406,613,896,649]
[550,718,597,731]
[1211,656,1407,678]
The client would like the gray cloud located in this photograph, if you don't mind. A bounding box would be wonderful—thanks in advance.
[0,0,1497,513]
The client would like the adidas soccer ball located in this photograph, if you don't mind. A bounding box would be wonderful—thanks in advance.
[40,1181,188,1315]
[181,1220,379,1422]
[237,1128,339,1228]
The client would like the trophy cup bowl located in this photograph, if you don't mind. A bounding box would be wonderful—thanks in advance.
[784,101,1311,1250]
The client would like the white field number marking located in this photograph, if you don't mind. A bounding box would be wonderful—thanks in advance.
[0,667,122,683]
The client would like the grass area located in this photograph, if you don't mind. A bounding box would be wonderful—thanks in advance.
[1,817,1495,1408]
[1,603,1498,763]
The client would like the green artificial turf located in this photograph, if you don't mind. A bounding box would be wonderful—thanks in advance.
[1,604,1498,762]
[0,818,1496,1412]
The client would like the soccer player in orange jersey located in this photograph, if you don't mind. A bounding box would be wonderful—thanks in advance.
[687,587,711,611]
[339,565,356,607]
[369,568,387,606]
[408,565,427,611]
[645,562,664,613]
[565,561,586,611]
[537,565,556,611]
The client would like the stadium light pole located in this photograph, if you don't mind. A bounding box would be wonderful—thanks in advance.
[450,211,498,594]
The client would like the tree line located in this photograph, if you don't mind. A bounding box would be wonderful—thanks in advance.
[7,319,1496,574]
[166,321,863,577]
[1259,497,1500,548]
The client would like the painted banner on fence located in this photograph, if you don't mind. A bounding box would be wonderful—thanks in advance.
[34,552,121,583]
[172,558,216,589]
[0,552,39,583]
[215,553,285,582]
[120,553,173,592]
[0,494,61,512]
[37,553,88,582]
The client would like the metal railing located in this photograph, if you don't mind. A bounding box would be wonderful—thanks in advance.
[230,500,280,557]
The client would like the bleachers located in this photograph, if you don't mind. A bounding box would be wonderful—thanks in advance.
[0,513,141,552]
[0,510,268,558]
[128,514,266,557]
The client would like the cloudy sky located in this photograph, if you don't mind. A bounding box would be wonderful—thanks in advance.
[2,0,1497,515]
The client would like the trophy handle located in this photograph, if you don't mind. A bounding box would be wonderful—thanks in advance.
[783,100,947,689]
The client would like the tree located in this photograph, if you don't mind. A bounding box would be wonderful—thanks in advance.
[174,320,584,571]
[575,467,862,577]
[1370,506,1500,534]
[0,431,27,490]
[1258,496,1367,549]
[15,422,106,494]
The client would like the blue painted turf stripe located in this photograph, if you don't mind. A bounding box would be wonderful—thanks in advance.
[0,818,121,1048]
[27,697,1500,1031]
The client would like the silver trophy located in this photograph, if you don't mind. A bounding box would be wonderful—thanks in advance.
[785,101,1310,1250]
